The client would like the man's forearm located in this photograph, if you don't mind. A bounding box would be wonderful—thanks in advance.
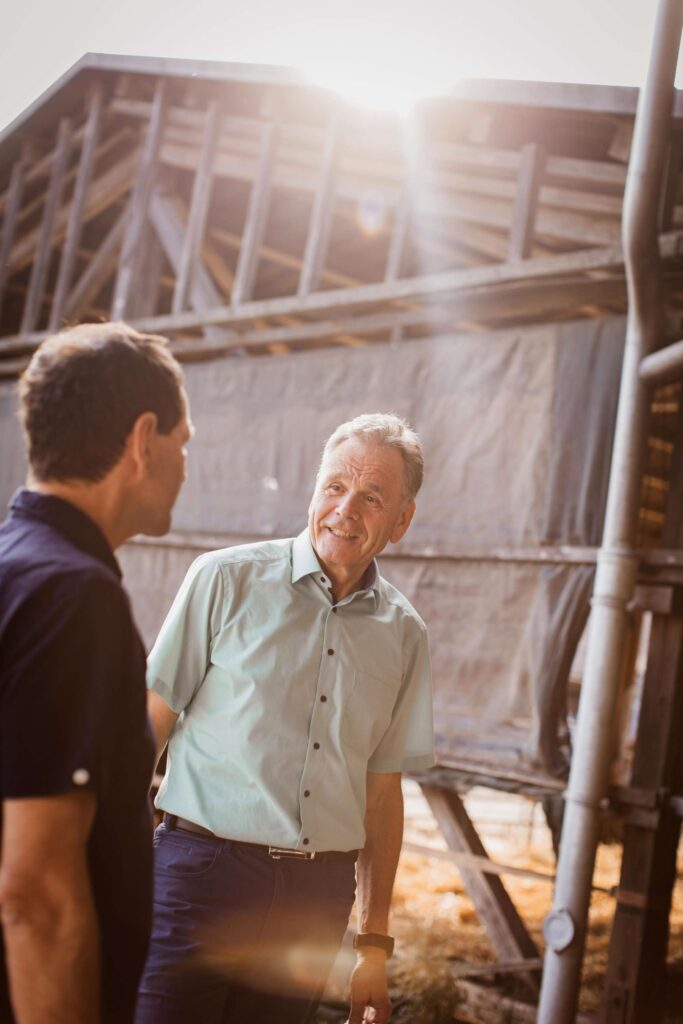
[2,886,100,1023]
[356,774,404,933]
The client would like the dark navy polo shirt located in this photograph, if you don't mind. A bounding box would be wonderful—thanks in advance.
[0,488,155,1022]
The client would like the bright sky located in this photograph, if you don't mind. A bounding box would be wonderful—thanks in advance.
[0,0,677,132]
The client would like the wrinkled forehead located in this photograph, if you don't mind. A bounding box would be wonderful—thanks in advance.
[316,438,406,491]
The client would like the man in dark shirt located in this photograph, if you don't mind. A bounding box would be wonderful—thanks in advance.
[0,322,192,1023]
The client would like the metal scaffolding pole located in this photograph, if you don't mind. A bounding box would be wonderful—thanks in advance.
[536,2,683,1022]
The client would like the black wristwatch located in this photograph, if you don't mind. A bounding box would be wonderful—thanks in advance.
[353,932,395,957]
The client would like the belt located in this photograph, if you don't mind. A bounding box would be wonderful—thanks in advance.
[163,814,358,862]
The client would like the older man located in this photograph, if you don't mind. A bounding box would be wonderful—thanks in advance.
[137,413,434,1024]
[0,323,191,1023]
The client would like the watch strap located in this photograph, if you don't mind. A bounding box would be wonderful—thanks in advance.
[353,932,395,957]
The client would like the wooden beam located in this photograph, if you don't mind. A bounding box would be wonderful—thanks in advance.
[211,225,360,289]
[298,117,337,296]
[13,126,133,240]
[231,121,276,306]
[420,785,540,993]
[172,100,220,314]
[63,211,125,320]
[8,149,138,276]
[453,979,595,1024]
[111,79,167,320]
[48,87,103,331]
[509,143,545,261]
[660,137,683,232]
[159,134,620,249]
[20,117,72,334]
[128,233,651,336]
[0,156,26,320]
[112,94,629,194]
[149,190,227,343]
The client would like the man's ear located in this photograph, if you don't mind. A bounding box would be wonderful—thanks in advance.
[390,499,415,544]
[126,411,158,478]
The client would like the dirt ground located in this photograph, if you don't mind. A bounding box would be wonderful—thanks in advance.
[318,781,683,1023]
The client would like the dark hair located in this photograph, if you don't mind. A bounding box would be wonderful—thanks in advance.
[19,322,185,482]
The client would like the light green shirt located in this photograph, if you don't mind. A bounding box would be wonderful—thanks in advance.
[148,530,434,852]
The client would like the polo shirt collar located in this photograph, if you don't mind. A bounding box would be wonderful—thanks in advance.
[9,488,122,579]
[291,529,380,597]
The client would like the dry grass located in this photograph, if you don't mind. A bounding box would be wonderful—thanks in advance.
[322,783,683,1023]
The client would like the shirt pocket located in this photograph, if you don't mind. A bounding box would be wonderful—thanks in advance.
[340,670,397,757]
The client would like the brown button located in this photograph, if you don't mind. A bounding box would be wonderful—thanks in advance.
[313,742,320,749]
[304,790,310,797]
[332,608,338,614]
[303,838,310,846]
[320,577,325,583]
[320,695,327,703]
[327,648,334,655]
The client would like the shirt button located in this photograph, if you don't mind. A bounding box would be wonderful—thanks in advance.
[320,695,327,703]
[332,608,338,614]
[313,742,320,749]
[320,577,325,583]
[304,790,310,797]
[327,648,334,655]
[303,838,310,845]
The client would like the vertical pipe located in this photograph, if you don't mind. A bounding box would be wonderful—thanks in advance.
[537,2,683,1022]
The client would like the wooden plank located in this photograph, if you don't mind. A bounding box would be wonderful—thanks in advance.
[112,94,629,196]
[12,126,133,240]
[298,116,337,296]
[509,143,545,261]
[128,235,646,336]
[231,121,275,306]
[385,178,414,282]
[660,137,683,232]
[48,87,103,331]
[111,79,166,320]
[0,156,26,319]
[172,100,220,314]
[161,276,627,357]
[8,149,138,276]
[453,979,596,1024]
[63,211,125,320]
[420,785,540,994]
[603,587,683,1024]
[20,117,72,334]
[159,137,620,249]
[149,190,227,343]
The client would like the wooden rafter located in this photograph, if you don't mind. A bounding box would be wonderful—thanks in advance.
[49,86,103,331]
[111,79,167,320]
[20,117,72,334]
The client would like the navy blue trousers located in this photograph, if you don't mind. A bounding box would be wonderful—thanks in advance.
[135,822,356,1024]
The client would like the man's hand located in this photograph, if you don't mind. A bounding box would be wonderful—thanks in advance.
[347,949,392,1023]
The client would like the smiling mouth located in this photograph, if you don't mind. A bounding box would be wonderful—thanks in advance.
[327,526,359,540]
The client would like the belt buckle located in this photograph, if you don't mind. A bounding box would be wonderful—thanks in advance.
[268,846,316,860]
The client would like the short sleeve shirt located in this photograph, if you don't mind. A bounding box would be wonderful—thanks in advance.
[148,531,435,852]
[0,489,155,1022]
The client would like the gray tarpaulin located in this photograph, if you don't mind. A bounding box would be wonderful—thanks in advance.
[0,316,625,777]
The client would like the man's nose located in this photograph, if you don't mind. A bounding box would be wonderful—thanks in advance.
[336,492,360,518]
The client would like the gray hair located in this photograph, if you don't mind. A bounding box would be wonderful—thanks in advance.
[321,413,424,501]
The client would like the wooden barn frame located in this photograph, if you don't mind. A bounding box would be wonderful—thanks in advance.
[2,40,683,1022]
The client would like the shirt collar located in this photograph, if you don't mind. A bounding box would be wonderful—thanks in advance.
[291,529,322,583]
[9,488,122,580]
[291,529,380,598]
